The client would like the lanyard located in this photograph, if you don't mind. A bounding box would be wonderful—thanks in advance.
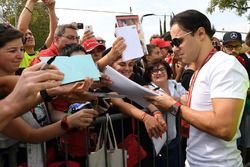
[187,48,217,107]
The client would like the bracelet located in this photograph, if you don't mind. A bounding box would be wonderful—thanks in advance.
[151,109,160,114]
[153,111,162,116]
[25,6,33,14]
[60,115,70,131]
[141,112,148,122]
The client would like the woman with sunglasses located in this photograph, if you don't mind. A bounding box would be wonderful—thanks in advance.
[0,23,99,165]
[144,59,187,167]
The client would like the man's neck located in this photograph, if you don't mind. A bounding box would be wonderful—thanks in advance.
[195,42,214,70]
[24,46,35,55]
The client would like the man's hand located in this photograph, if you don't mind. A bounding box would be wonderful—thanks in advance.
[144,93,176,112]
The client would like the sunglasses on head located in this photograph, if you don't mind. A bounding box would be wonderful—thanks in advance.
[171,31,192,47]
[0,23,13,33]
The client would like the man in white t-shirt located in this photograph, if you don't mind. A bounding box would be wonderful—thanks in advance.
[145,9,249,167]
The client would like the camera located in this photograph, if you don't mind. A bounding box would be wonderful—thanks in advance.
[76,23,84,29]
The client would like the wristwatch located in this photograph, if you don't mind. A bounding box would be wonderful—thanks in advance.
[60,115,69,131]
[170,102,182,116]
[40,89,54,102]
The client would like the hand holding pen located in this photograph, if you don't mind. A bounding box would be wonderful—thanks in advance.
[40,56,56,70]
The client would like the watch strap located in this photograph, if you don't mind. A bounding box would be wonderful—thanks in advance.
[170,102,182,116]
[40,89,54,102]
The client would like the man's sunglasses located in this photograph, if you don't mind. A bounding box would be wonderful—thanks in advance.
[171,31,192,47]
[0,23,13,33]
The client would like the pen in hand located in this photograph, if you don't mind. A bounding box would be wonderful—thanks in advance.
[40,56,56,70]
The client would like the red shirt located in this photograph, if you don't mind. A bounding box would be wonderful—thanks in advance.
[30,43,60,66]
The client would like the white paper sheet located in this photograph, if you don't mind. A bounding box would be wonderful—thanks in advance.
[152,132,167,155]
[115,25,144,61]
[104,66,159,107]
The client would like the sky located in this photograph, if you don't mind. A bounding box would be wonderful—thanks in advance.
[55,0,250,47]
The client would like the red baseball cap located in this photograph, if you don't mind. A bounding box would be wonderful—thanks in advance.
[150,38,171,48]
[81,38,106,53]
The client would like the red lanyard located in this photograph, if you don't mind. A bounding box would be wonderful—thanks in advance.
[187,48,217,107]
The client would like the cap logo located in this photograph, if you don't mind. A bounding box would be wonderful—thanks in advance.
[230,32,238,39]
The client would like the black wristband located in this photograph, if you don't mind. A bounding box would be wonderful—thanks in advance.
[40,89,54,102]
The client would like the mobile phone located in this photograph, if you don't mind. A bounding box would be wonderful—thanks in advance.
[85,25,93,32]
[77,23,84,29]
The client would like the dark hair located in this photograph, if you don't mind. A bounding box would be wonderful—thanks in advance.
[60,44,85,56]
[0,24,23,48]
[162,31,172,41]
[146,44,158,55]
[144,59,173,83]
[170,10,215,38]
[246,31,250,47]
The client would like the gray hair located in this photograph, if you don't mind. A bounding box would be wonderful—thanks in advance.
[55,24,77,37]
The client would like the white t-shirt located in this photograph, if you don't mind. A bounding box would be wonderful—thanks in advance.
[186,51,249,167]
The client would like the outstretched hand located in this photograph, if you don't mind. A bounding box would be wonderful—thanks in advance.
[67,109,99,130]
[49,78,98,103]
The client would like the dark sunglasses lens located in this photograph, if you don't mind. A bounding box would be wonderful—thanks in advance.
[172,38,181,47]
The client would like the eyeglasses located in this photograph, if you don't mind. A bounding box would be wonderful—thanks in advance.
[151,67,166,75]
[0,23,13,33]
[224,45,241,51]
[212,41,218,46]
[62,35,80,41]
[171,31,192,47]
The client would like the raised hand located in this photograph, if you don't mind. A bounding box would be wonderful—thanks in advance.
[81,30,94,43]
[106,37,126,62]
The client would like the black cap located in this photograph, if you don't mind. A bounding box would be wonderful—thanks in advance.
[223,31,242,44]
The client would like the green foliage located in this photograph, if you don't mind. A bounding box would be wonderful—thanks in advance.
[0,0,50,50]
[207,0,250,20]
[159,19,162,36]
[159,14,168,36]
[30,4,49,50]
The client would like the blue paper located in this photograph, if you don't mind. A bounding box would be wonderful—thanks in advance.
[40,55,100,85]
